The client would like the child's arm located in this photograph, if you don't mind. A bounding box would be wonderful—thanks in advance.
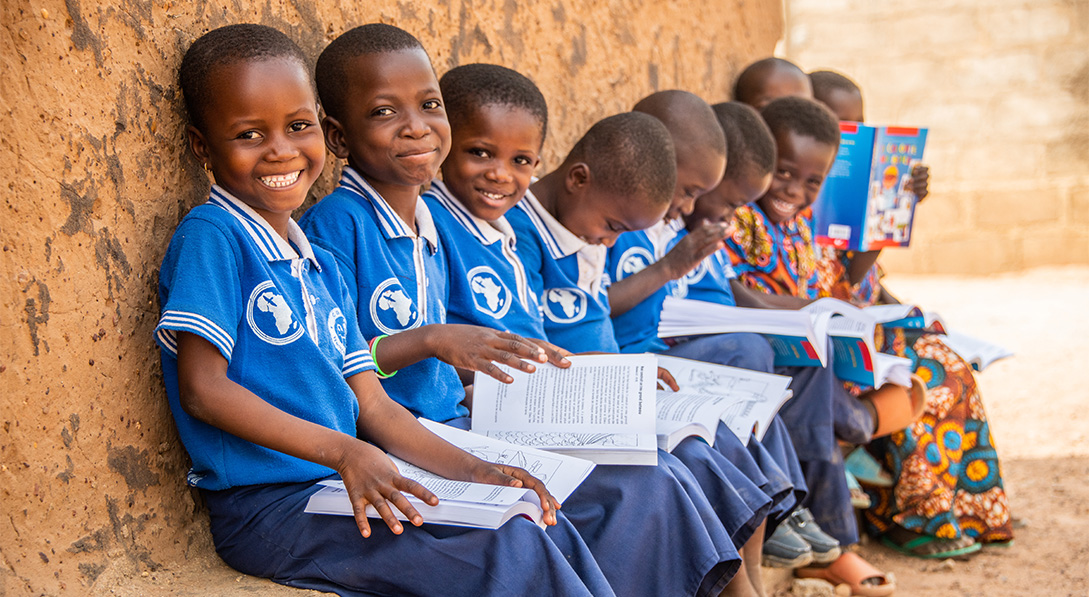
[846,250,882,286]
[347,371,560,524]
[175,332,438,537]
[608,221,730,316]
[729,278,813,309]
[372,324,570,384]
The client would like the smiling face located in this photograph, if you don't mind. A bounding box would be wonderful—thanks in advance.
[440,104,543,221]
[686,164,773,230]
[666,146,727,222]
[756,129,837,225]
[324,49,450,203]
[187,58,325,234]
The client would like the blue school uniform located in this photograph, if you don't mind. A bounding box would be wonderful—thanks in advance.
[422,182,743,595]
[506,190,618,353]
[299,168,466,423]
[423,181,546,340]
[508,194,773,547]
[671,235,865,544]
[157,187,612,597]
[606,222,681,354]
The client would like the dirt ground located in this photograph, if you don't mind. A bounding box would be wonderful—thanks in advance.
[89,266,1089,597]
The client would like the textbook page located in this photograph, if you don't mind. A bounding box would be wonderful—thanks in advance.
[656,355,793,445]
[304,456,545,529]
[659,297,830,368]
[864,304,947,332]
[471,354,658,465]
[418,419,595,503]
[938,330,1014,372]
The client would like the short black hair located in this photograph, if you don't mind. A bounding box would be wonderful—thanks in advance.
[440,63,548,143]
[760,96,841,149]
[179,24,311,132]
[732,57,806,105]
[566,112,676,206]
[632,90,725,160]
[711,101,776,179]
[809,69,861,102]
[316,24,426,121]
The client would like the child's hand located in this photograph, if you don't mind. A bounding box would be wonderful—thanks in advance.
[911,164,930,203]
[338,440,439,538]
[428,324,552,383]
[660,221,730,280]
[524,337,574,368]
[657,367,680,391]
[470,462,561,526]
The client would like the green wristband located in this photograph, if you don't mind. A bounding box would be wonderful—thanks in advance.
[368,334,397,379]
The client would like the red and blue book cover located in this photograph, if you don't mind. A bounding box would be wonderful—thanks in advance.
[812,122,928,251]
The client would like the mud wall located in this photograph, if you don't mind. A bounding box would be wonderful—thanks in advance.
[0,1,782,593]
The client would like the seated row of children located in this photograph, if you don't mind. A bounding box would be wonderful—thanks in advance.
[156,21,1010,597]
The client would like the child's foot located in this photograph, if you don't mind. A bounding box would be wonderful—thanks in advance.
[786,508,841,564]
[879,525,981,559]
[762,522,814,568]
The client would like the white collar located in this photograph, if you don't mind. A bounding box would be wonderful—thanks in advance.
[339,167,438,252]
[515,187,588,259]
[208,185,320,269]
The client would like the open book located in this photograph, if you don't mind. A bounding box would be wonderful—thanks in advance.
[812,122,928,251]
[471,354,659,465]
[803,298,914,388]
[656,355,793,448]
[304,420,596,529]
[861,304,1012,371]
[659,297,832,368]
[938,330,1014,372]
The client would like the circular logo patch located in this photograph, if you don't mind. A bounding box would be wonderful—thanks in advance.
[246,281,304,345]
[615,246,653,281]
[369,278,420,334]
[541,287,588,323]
[327,307,347,355]
[467,266,512,319]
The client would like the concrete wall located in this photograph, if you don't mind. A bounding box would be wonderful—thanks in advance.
[782,0,1089,274]
[0,0,782,593]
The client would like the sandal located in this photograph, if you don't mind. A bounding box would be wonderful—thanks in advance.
[846,470,872,509]
[864,374,928,438]
[795,552,896,597]
[880,533,981,559]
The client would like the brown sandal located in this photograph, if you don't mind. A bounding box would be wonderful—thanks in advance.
[796,551,896,597]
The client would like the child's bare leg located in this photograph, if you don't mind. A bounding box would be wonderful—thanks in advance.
[719,562,759,597]
[742,520,767,597]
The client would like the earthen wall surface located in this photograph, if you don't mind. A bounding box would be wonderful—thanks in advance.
[0,1,782,593]
[783,0,1089,274]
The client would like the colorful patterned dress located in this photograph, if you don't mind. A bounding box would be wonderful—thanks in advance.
[727,204,1012,544]
[815,248,1013,544]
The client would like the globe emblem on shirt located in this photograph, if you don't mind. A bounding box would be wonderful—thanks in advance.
[541,287,588,323]
[327,307,347,355]
[616,246,653,281]
[246,281,304,345]
[369,278,421,334]
[467,266,512,319]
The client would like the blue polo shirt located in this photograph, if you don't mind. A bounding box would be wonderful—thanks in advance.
[155,186,375,490]
[671,231,739,307]
[506,190,617,353]
[606,220,683,354]
[424,181,547,341]
[299,167,467,423]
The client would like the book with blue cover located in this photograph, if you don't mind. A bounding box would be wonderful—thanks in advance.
[813,122,928,251]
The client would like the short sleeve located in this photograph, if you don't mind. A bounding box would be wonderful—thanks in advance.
[300,197,363,308]
[155,219,242,362]
[508,210,546,297]
[334,266,376,378]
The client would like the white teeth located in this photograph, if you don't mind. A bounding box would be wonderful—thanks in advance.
[260,171,301,188]
[771,198,795,212]
[480,190,505,201]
